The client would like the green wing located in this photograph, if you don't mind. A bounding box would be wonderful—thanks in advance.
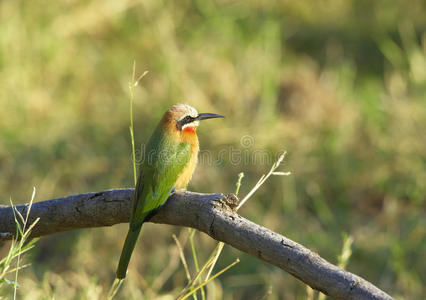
[130,132,191,229]
[116,130,191,279]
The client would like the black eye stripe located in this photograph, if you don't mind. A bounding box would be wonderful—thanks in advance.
[177,115,196,130]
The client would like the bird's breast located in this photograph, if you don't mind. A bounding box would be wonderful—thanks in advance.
[174,138,199,189]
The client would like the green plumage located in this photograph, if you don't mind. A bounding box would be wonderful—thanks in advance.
[116,125,191,279]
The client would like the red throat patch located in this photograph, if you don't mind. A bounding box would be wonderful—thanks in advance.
[183,126,197,133]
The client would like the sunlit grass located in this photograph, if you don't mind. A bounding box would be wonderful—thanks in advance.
[0,189,39,299]
[108,63,149,299]
[129,62,149,187]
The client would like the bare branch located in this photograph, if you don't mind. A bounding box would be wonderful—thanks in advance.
[0,189,393,300]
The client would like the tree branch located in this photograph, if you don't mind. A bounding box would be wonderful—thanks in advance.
[0,189,392,300]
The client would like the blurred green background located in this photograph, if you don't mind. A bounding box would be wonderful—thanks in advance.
[1,0,425,299]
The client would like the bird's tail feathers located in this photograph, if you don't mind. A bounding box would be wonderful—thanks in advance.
[116,224,143,279]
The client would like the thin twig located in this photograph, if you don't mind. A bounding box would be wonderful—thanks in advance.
[173,234,192,284]
[237,152,290,210]
[177,259,240,300]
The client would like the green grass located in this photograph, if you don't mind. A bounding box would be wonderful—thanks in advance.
[1,0,425,299]
[0,189,39,299]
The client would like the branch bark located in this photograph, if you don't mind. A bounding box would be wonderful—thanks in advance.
[0,189,392,300]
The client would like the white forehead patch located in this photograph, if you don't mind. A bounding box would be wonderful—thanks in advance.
[173,104,198,121]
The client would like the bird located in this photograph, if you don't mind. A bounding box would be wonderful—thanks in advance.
[116,104,224,279]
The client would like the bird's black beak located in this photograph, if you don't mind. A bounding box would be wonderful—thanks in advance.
[196,113,225,121]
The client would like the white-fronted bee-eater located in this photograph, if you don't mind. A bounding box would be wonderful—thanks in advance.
[116,104,224,279]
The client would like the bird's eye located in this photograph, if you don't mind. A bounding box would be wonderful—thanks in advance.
[177,115,194,130]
